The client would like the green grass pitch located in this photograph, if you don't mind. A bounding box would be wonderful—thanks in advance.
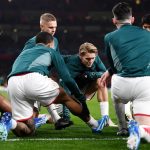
[0,91,149,150]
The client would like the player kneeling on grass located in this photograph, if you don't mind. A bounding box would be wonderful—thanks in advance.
[61,42,116,127]
[100,2,150,150]
[23,13,73,130]
[0,32,107,140]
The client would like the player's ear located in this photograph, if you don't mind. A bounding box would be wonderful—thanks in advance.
[79,53,82,59]
[40,24,44,31]
[131,16,135,24]
[112,18,117,25]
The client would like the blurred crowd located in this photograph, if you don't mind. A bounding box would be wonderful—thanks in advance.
[0,0,149,79]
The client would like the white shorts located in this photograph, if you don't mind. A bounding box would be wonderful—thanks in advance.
[111,74,150,116]
[8,72,59,121]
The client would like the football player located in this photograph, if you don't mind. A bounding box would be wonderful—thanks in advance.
[23,13,71,129]
[61,42,116,127]
[0,32,104,140]
[100,2,150,149]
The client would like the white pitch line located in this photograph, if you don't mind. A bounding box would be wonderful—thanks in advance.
[6,137,127,141]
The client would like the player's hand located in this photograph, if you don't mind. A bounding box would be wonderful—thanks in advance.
[98,70,111,87]
[97,78,106,88]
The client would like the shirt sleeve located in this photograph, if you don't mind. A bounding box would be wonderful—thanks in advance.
[51,51,85,102]
[54,37,60,53]
[22,38,36,51]
[62,55,71,63]
[104,35,117,74]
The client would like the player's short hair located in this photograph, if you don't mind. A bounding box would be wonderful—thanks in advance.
[141,14,150,25]
[40,13,56,23]
[35,32,53,45]
[79,42,98,56]
[112,2,132,20]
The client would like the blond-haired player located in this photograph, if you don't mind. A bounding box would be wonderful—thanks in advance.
[61,42,116,127]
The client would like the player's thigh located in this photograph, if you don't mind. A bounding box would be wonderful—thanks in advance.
[134,116,150,125]
[132,76,150,125]
[24,73,60,106]
[81,80,97,96]
[133,100,150,125]
[111,75,133,104]
[8,76,34,121]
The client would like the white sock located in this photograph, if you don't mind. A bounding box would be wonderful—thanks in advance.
[100,101,109,116]
[47,104,61,123]
[11,119,17,130]
[87,116,98,129]
[125,102,133,119]
[139,125,150,142]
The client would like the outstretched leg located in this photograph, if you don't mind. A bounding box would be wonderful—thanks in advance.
[53,88,103,131]
[0,95,11,113]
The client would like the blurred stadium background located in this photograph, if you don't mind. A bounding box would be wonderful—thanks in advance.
[0,0,149,82]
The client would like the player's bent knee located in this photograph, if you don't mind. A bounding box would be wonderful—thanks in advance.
[13,119,35,137]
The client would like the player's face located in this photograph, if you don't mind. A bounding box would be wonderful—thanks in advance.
[40,21,57,36]
[143,23,150,31]
[80,53,96,68]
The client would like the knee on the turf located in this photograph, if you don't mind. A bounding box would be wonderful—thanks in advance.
[13,120,35,137]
